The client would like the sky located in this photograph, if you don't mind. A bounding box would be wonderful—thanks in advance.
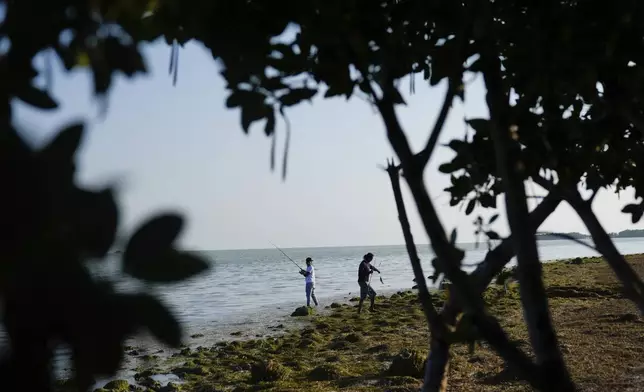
[14,40,644,250]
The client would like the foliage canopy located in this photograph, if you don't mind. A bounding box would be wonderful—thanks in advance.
[2,0,644,391]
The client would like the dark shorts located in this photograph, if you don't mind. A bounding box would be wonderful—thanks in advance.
[358,281,376,300]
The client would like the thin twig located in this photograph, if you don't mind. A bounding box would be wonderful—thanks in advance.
[279,106,291,181]
[385,160,446,336]
[534,175,644,316]
[417,82,457,168]
[537,232,598,252]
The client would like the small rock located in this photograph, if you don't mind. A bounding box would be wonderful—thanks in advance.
[308,364,341,381]
[328,340,349,350]
[190,333,204,339]
[345,333,362,343]
[230,331,243,336]
[138,377,161,389]
[366,344,389,353]
[250,360,289,382]
[570,257,583,265]
[388,350,426,378]
[290,306,314,317]
[615,313,640,323]
[134,369,156,380]
[103,380,130,392]
[330,302,342,308]
[158,382,181,392]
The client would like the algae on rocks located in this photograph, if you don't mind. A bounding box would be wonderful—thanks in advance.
[387,350,427,379]
[291,306,314,317]
[308,364,343,381]
[250,360,290,382]
[101,379,130,391]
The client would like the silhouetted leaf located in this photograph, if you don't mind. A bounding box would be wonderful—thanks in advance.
[486,231,500,240]
[622,203,644,223]
[128,294,183,348]
[40,122,85,163]
[438,163,455,174]
[466,118,490,133]
[241,101,271,133]
[226,90,261,109]
[14,85,59,109]
[447,139,468,152]
[450,229,457,245]
[489,214,500,225]
[390,88,406,105]
[324,80,354,99]
[280,88,317,107]
[264,109,276,136]
[479,193,496,208]
[124,249,209,283]
[74,188,119,259]
[465,199,475,215]
[123,213,183,269]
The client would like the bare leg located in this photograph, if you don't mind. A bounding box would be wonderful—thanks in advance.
[369,287,377,311]
[311,286,319,306]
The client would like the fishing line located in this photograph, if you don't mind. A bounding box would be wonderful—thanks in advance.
[270,242,303,270]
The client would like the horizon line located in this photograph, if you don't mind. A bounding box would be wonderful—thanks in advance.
[187,230,644,252]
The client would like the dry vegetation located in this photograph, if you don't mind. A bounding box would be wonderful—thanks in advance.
[85,255,644,392]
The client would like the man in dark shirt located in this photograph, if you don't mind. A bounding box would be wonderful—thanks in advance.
[357,252,380,313]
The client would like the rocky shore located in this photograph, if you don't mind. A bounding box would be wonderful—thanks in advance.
[57,254,644,392]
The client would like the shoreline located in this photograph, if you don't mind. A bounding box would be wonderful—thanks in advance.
[67,253,644,392]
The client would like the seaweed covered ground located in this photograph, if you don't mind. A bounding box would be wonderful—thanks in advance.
[77,254,644,392]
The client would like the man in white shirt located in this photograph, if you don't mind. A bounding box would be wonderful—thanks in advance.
[299,257,319,307]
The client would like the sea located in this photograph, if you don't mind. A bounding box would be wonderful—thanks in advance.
[2,238,644,383]
[87,238,644,345]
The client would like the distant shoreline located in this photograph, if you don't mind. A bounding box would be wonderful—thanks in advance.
[169,233,644,252]
[537,229,644,241]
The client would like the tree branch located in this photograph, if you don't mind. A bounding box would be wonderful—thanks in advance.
[537,177,644,315]
[470,188,563,292]
[480,44,574,390]
[385,160,446,333]
[417,82,457,168]
[427,188,563,389]
[384,160,448,392]
[373,76,544,390]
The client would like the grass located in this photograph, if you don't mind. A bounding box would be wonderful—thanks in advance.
[103,255,644,391]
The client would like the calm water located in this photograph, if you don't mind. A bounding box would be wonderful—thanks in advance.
[93,238,644,340]
[3,238,644,382]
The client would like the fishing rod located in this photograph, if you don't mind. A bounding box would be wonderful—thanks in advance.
[367,258,385,293]
[270,242,303,270]
[376,259,385,284]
